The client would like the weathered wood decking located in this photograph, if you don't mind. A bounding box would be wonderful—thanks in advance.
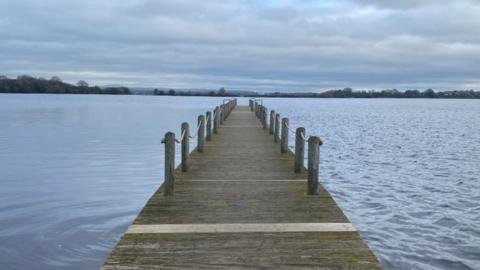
[102,105,381,269]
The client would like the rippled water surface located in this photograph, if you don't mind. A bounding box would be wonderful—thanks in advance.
[266,98,480,270]
[1,95,479,269]
[0,94,224,270]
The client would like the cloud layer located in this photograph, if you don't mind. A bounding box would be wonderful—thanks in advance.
[1,0,479,91]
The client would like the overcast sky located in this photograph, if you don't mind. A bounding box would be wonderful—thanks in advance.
[1,0,479,91]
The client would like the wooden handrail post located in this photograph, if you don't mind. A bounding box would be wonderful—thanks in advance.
[181,123,189,172]
[307,136,322,195]
[197,115,205,152]
[261,107,265,128]
[213,106,219,134]
[274,113,280,142]
[281,118,289,153]
[220,105,224,125]
[269,110,275,134]
[206,111,212,141]
[263,108,268,129]
[294,127,305,173]
[164,132,175,196]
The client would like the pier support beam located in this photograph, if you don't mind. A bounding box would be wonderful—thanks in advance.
[274,113,280,142]
[295,127,305,173]
[198,115,205,152]
[281,118,289,153]
[164,132,175,196]
[220,105,224,125]
[270,110,275,134]
[181,123,189,172]
[307,136,322,195]
[206,111,212,141]
[213,106,219,134]
[262,107,267,129]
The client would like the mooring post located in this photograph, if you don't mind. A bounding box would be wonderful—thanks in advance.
[263,108,268,129]
[281,118,289,153]
[164,132,175,196]
[197,115,205,152]
[213,106,219,134]
[307,136,322,195]
[274,113,280,142]
[270,110,275,134]
[220,105,224,125]
[295,127,305,173]
[181,123,189,172]
[206,111,212,141]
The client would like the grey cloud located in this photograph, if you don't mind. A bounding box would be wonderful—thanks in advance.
[0,0,479,91]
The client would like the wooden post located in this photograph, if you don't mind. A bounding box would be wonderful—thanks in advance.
[181,123,189,172]
[274,113,280,142]
[307,136,322,195]
[263,108,267,129]
[206,111,212,141]
[220,105,224,125]
[197,115,205,152]
[281,118,289,153]
[270,110,275,134]
[213,106,219,134]
[164,132,175,196]
[294,127,305,173]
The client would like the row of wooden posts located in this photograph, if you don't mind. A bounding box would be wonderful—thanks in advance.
[163,99,238,196]
[249,99,323,195]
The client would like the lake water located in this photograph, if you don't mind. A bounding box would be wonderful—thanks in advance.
[0,94,479,269]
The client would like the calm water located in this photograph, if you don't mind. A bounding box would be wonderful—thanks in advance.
[0,94,479,269]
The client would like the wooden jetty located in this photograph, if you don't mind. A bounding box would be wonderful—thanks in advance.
[102,99,381,269]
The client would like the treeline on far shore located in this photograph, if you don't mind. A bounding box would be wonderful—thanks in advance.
[0,75,131,95]
[154,87,480,99]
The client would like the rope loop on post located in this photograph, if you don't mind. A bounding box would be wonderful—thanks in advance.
[175,129,187,144]
[283,122,312,141]
[284,122,297,134]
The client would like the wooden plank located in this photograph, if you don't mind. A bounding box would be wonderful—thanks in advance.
[126,223,357,234]
[103,232,379,270]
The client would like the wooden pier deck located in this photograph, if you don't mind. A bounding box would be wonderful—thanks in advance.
[102,104,381,269]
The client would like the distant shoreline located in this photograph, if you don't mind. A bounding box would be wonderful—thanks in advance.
[149,88,480,99]
[2,76,479,99]
[3,92,480,99]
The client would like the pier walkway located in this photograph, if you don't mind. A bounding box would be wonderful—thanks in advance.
[102,102,381,269]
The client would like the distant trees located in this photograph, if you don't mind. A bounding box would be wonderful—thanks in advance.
[423,89,435,98]
[153,89,165,95]
[149,86,480,99]
[77,80,89,87]
[152,87,231,97]
[217,87,227,96]
[50,76,62,82]
[0,75,131,95]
